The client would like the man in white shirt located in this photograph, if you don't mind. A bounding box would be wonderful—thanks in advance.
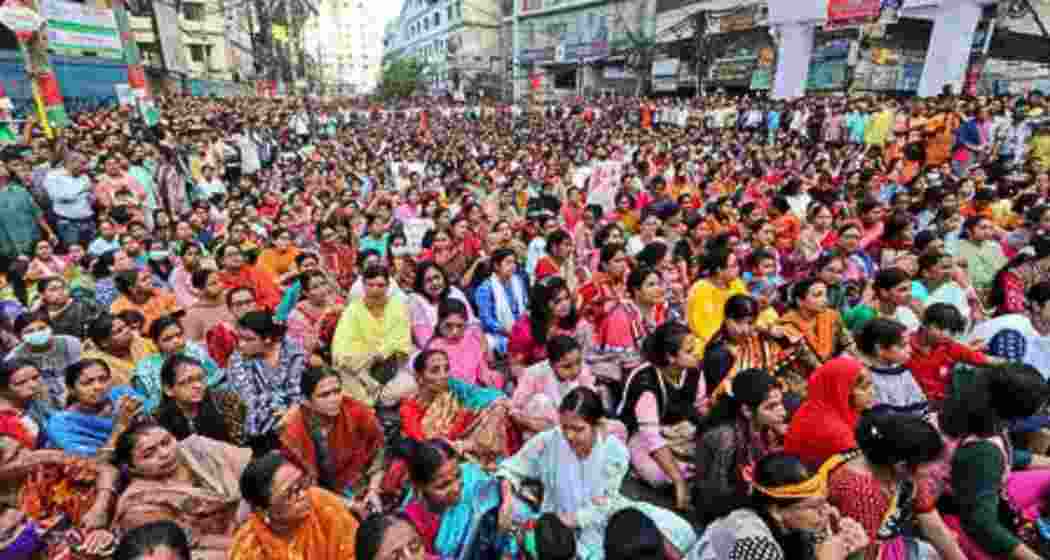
[44,152,96,247]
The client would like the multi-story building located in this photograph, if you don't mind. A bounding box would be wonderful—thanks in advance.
[501,0,659,101]
[130,0,252,82]
[305,0,383,94]
[384,0,501,95]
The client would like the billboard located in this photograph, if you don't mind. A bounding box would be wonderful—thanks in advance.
[517,5,610,64]
[41,0,122,58]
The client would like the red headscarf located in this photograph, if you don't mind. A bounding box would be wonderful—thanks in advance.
[784,356,866,469]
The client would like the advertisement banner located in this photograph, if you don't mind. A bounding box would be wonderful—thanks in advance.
[826,0,881,30]
[652,58,680,92]
[516,6,610,64]
[41,0,122,58]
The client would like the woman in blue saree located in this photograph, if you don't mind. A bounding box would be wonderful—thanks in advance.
[46,358,144,458]
[400,438,535,560]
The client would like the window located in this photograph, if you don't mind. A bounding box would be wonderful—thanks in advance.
[189,44,209,63]
[447,6,452,21]
[455,2,461,18]
[182,2,205,21]
[434,12,440,26]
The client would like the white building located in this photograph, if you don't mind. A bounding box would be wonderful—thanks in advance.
[384,0,502,95]
[304,0,384,93]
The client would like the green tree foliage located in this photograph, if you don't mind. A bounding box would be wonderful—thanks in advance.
[379,57,431,99]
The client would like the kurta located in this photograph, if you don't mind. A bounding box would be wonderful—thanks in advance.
[497,428,696,560]
[230,487,359,560]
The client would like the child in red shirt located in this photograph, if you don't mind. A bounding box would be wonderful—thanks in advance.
[905,303,998,406]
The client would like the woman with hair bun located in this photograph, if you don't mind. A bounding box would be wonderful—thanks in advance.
[499,387,697,560]
[826,412,963,560]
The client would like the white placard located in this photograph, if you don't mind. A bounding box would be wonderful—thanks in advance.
[403,218,434,255]
[587,161,623,213]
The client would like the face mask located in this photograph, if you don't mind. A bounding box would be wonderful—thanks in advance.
[23,328,52,347]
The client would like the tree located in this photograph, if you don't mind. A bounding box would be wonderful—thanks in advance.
[378,57,431,100]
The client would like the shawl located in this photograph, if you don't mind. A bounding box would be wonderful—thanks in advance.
[229,488,359,560]
[783,357,865,469]
[115,435,249,538]
[779,309,840,361]
[279,397,382,494]
[46,385,140,456]
[486,275,526,335]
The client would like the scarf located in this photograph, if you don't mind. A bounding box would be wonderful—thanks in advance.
[784,357,865,468]
[779,309,840,361]
[488,274,525,334]
[279,397,383,494]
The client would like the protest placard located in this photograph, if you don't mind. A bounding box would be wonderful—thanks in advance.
[587,161,623,212]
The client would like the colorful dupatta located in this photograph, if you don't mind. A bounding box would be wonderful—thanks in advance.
[279,396,383,495]
[779,309,841,362]
[45,386,141,456]
[783,357,865,469]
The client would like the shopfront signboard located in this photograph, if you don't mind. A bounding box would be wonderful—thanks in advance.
[826,0,882,30]
[41,0,122,58]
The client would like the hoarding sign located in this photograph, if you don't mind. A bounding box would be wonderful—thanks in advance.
[41,0,122,58]
[826,0,881,30]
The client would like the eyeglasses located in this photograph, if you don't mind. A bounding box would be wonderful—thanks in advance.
[274,473,315,505]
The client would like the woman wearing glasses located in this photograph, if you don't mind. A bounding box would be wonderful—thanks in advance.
[230,452,360,560]
[113,421,253,560]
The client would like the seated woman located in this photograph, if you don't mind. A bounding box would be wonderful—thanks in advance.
[695,452,869,560]
[827,413,965,560]
[958,216,1008,296]
[133,314,222,413]
[109,269,180,336]
[615,322,706,509]
[399,438,527,559]
[285,271,345,363]
[778,277,857,381]
[114,520,191,560]
[509,276,590,379]
[510,335,624,442]
[408,261,474,347]
[499,387,697,560]
[703,295,803,406]
[0,360,119,549]
[686,244,749,355]
[331,264,413,406]
[154,355,246,445]
[940,362,1050,560]
[399,349,516,470]
[784,357,875,470]
[474,248,528,357]
[46,358,143,458]
[215,244,282,311]
[355,512,432,560]
[82,312,156,386]
[421,299,502,389]
[279,367,384,508]
[113,421,252,560]
[578,243,633,383]
[694,368,787,525]
[230,454,361,560]
[226,311,307,456]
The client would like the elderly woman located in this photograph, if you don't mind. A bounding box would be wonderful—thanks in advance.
[230,452,360,559]
[113,422,252,560]
[331,264,412,406]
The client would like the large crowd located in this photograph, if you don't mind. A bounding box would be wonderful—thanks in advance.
[0,89,1049,560]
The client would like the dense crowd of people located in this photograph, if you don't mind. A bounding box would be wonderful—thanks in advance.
[0,89,1049,559]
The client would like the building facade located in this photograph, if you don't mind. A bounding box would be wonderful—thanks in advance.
[305,0,383,94]
[129,0,252,82]
[384,0,501,95]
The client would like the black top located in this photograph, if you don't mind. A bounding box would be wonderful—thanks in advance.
[618,363,703,436]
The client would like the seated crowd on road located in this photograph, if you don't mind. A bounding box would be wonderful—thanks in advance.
[2,90,1050,559]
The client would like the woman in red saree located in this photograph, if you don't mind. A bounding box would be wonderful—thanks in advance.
[280,368,384,505]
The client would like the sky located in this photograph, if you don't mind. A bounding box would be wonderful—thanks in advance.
[375,0,402,31]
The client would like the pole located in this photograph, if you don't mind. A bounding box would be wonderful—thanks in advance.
[9,0,69,134]
[108,0,157,124]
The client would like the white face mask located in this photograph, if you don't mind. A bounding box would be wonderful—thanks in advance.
[23,328,52,347]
